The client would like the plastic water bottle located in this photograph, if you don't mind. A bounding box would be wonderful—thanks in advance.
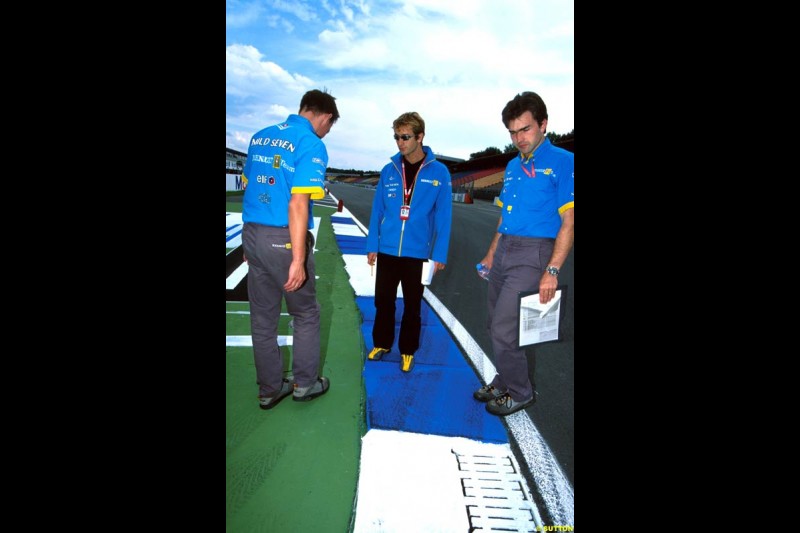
[476,263,490,280]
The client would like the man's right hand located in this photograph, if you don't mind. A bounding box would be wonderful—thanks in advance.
[284,260,307,292]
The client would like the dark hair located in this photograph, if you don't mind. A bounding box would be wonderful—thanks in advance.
[299,89,340,123]
[392,111,425,137]
[501,91,548,129]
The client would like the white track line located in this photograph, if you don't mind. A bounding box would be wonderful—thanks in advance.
[226,335,292,347]
[328,189,573,526]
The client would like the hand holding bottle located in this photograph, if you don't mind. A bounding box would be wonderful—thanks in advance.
[476,263,490,280]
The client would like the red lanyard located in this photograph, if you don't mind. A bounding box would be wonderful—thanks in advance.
[401,160,421,204]
[521,154,535,178]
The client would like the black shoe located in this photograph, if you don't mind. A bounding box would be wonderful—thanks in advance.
[293,376,330,402]
[473,384,505,402]
[485,391,537,416]
[258,379,293,410]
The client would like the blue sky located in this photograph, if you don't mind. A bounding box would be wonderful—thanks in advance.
[226,0,573,171]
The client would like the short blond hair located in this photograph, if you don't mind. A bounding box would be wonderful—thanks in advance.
[392,112,425,137]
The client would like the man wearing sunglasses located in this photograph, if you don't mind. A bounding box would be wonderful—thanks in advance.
[365,112,452,373]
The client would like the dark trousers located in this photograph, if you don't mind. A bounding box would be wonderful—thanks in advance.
[373,253,424,355]
[243,223,320,395]
[487,235,554,402]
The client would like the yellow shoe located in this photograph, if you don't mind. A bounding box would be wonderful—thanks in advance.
[368,346,389,361]
[400,354,415,372]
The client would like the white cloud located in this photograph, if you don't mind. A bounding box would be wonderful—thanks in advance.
[226,0,264,27]
[271,0,320,22]
[226,0,574,170]
[265,14,295,33]
[226,44,314,95]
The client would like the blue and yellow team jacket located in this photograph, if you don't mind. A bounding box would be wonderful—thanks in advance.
[365,146,452,263]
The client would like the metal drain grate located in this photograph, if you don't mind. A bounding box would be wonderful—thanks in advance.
[454,451,538,532]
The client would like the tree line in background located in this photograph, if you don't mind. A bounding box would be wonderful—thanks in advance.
[327,129,574,174]
[327,166,377,176]
[468,129,574,160]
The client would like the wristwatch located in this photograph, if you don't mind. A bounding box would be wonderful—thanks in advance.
[546,265,560,277]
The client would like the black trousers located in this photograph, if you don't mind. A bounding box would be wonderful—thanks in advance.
[373,252,424,355]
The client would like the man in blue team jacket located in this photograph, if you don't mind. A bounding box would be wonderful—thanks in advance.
[365,111,452,373]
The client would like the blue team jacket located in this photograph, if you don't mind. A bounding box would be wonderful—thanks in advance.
[365,146,452,263]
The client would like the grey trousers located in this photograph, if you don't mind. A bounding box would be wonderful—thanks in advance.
[243,222,321,396]
[486,234,555,402]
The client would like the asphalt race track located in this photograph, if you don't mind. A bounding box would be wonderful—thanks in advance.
[327,181,574,487]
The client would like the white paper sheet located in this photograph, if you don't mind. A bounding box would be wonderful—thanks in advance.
[518,289,562,346]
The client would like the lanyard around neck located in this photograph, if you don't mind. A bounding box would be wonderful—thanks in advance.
[401,159,422,204]
[521,157,535,178]
[521,137,544,178]
[520,151,536,178]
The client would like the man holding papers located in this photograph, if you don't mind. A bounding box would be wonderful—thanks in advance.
[475,91,574,416]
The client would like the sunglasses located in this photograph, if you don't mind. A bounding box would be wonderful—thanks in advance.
[393,134,415,141]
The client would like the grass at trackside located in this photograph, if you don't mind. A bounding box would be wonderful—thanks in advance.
[226,204,365,533]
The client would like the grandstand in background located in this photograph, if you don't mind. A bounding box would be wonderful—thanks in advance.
[447,137,574,201]
[226,147,247,175]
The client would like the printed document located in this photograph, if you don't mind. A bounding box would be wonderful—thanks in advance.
[518,289,562,347]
